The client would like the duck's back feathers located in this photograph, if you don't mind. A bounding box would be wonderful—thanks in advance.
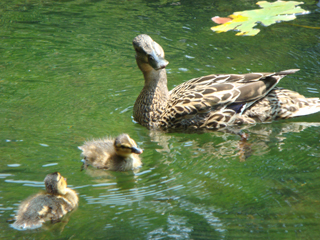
[79,138,114,169]
[161,70,301,129]
[11,193,45,230]
[11,189,78,231]
[243,88,320,122]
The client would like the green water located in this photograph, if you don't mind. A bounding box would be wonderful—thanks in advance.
[1,0,320,239]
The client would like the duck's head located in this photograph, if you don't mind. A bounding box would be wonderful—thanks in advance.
[133,34,169,72]
[114,134,143,157]
[44,172,68,195]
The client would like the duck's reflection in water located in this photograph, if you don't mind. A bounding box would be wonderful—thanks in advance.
[149,122,320,162]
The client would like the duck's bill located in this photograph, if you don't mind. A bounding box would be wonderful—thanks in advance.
[131,147,143,154]
[149,54,169,70]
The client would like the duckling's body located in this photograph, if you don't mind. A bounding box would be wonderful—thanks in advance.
[12,172,78,230]
[79,134,143,171]
[132,34,320,130]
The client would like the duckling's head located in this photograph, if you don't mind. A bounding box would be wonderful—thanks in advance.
[44,172,68,195]
[133,34,169,72]
[114,134,143,157]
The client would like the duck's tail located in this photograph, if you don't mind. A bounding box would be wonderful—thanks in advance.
[288,97,320,118]
[11,219,43,231]
[275,88,320,119]
[242,88,320,122]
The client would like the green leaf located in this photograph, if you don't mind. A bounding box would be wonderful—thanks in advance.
[211,1,310,36]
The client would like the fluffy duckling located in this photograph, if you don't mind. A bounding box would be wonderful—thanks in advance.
[78,133,143,171]
[11,172,78,230]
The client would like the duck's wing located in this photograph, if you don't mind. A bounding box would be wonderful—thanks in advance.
[164,69,299,125]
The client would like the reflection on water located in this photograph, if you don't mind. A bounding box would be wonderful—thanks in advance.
[148,214,194,239]
[4,179,44,188]
[151,122,320,162]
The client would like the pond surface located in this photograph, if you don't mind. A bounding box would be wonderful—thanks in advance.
[1,0,320,239]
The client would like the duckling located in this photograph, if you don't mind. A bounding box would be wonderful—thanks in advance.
[132,34,320,130]
[78,133,143,171]
[11,172,78,230]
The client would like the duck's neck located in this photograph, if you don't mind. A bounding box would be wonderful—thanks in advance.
[63,188,79,208]
[134,68,169,128]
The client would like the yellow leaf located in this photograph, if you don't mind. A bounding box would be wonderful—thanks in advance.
[211,1,310,36]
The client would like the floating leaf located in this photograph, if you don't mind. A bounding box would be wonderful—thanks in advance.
[211,1,310,36]
[211,16,232,24]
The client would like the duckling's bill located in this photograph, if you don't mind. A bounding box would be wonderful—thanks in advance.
[131,146,143,154]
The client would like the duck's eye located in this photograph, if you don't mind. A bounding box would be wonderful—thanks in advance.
[135,47,145,54]
[148,55,154,61]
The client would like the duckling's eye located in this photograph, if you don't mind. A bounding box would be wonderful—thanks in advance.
[120,145,130,149]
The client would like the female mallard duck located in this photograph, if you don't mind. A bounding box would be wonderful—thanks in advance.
[11,172,78,230]
[78,133,143,171]
[132,34,320,130]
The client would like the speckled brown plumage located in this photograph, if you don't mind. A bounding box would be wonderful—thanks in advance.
[132,34,320,130]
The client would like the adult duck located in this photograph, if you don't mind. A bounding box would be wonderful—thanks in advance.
[132,34,320,130]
